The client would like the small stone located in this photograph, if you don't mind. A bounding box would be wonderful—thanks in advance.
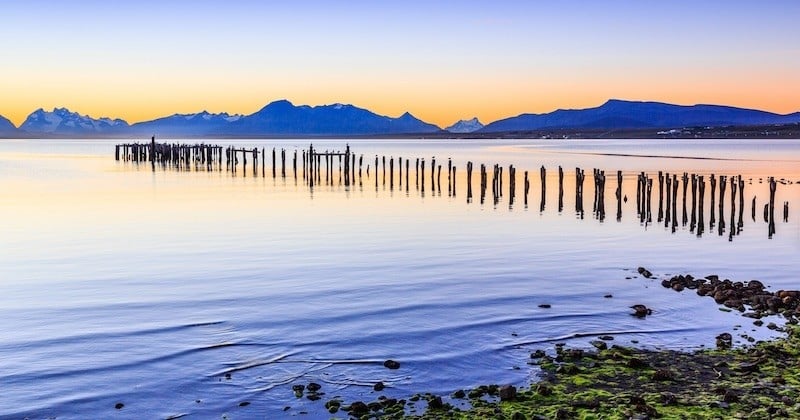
[627,357,649,369]
[599,335,614,341]
[452,389,466,399]
[630,304,652,317]
[373,381,385,391]
[224,373,232,380]
[723,391,740,404]
[427,396,443,410]
[114,403,124,410]
[652,368,672,381]
[661,393,677,405]
[291,384,305,393]
[767,322,778,330]
[383,359,400,369]
[306,382,321,392]
[530,349,546,358]
[754,320,764,326]
[499,385,517,401]
[238,401,250,407]
[538,304,551,308]
[536,383,552,396]
[591,340,608,350]
[637,267,653,278]
[346,401,369,415]
[604,294,613,298]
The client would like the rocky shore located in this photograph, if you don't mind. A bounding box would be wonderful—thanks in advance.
[292,269,800,419]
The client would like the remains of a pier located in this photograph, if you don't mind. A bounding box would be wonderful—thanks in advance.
[114,139,790,239]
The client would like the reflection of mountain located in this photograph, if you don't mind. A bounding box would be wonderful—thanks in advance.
[481,99,800,132]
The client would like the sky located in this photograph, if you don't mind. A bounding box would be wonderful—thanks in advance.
[2,0,799,128]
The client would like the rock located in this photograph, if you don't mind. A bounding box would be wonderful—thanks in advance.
[536,383,553,396]
[115,403,124,410]
[754,319,764,326]
[716,333,732,349]
[637,267,653,278]
[738,362,760,373]
[630,304,652,317]
[661,393,677,405]
[306,382,321,392]
[238,401,250,407]
[325,399,341,410]
[530,349,546,358]
[452,389,466,399]
[427,396,443,410]
[591,340,608,350]
[511,412,527,420]
[345,401,369,415]
[373,381,385,391]
[604,294,613,298]
[538,304,551,308]
[723,390,739,403]
[555,408,573,419]
[383,359,400,369]
[556,364,579,374]
[291,384,305,393]
[599,335,614,341]
[627,357,649,369]
[652,368,673,381]
[499,385,517,401]
[767,322,778,330]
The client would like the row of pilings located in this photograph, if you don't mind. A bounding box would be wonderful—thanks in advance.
[115,141,790,238]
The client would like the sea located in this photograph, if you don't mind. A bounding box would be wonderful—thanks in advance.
[1,138,799,419]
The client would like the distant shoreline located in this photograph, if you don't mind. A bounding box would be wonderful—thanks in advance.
[3,122,799,140]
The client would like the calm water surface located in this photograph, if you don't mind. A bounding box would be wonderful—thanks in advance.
[1,139,799,418]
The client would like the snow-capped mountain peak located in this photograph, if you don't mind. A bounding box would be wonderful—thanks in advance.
[20,107,129,134]
[446,117,484,133]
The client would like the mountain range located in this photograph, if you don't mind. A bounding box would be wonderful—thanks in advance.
[482,100,800,132]
[1,99,799,138]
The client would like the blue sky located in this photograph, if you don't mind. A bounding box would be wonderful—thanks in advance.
[2,0,799,126]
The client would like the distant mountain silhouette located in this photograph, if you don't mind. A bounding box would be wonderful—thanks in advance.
[6,99,800,138]
[446,117,484,133]
[130,111,243,137]
[481,99,800,132]
[0,114,17,135]
[224,100,441,136]
[20,108,128,135]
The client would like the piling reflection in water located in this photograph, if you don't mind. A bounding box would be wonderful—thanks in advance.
[115,141,794,240]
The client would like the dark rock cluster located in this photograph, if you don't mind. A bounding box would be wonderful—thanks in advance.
[661,274,800,321]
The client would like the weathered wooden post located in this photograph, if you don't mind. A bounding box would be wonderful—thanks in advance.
[420,158,425,191]
[431,157,436,189]
[437,165,442,193]
[467,161,473,203]
[452,166,456,197]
